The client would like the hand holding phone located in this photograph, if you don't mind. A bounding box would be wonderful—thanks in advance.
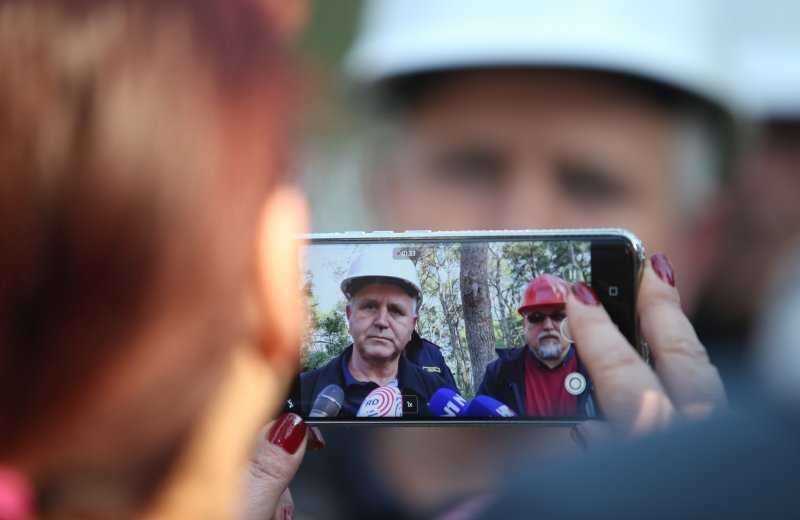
[567,254,728,438]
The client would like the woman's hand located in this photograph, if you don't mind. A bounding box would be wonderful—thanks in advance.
[568,253,727,440]
[241,413,325,520]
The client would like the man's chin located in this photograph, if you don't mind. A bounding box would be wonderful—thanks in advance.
[536,342,565,360]
[361,341,400,361]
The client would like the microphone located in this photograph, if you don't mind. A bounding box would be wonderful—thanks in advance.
[428,387,470,417]
[466,395,518,417]
[308,384,345,418]
[356,386,403,417]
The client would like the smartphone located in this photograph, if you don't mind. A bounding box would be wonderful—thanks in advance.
[284,229,645,425]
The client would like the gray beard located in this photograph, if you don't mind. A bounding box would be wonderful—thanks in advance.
[536,339,563,359]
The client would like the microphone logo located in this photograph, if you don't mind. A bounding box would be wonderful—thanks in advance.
[495,404,516,417]
[357,386,403,417]
[442,394,468,417]
[428,387,469,417]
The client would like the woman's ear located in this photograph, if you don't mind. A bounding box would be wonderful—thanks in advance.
[259,0,309,42]
[255,185,309,370]
[142,189,307,520]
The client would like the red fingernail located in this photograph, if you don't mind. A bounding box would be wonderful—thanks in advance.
[572,282,600,306]
[306,426,326,452]
[651,252,675,287]
[283,506,295,520]
[570,425,587,454]
[267,413,306,455]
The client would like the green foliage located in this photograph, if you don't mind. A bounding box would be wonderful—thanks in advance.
[304,350,335,371]
[301,270,351,368]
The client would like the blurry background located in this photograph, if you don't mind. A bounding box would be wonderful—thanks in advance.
[295,0,369,232]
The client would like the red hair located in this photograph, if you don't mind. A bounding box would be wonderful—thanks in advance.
[0,0,296,515]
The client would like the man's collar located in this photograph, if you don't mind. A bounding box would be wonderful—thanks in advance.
[341,348,361,387]
[341,347,399,388]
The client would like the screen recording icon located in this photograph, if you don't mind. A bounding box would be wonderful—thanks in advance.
[393,247,419,259]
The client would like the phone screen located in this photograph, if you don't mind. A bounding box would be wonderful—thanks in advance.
[285,231,642,424]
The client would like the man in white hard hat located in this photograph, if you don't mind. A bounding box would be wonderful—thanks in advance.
[348,0,742,316]
[293,1,742,517]
[299,249,456,417]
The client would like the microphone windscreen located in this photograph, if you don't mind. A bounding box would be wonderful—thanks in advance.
[308,384,345,418]
[356,385,403,417]
[428,387,469,417]
[467,395,518,417]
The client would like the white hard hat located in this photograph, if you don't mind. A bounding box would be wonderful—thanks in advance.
[730,0,800,119]
[345,0,742,116]
[341,247,422,305]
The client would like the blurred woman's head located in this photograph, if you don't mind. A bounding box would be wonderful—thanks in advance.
[0,0,307,516]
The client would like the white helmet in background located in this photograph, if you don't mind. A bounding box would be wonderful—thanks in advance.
[345,0,742,117]
[341,247,422,305]
[730,0,800,119]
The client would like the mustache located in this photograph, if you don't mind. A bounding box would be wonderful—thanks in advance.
[537,331,561,342]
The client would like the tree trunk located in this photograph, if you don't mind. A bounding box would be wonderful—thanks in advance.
[491,253,514,349]
[460,243,496,391]
[440,286,471,395]
[431,250,472,395]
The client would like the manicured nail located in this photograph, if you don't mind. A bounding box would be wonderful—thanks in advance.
[282,506,295,520]
[570,425,587,454]
[572,282,600,306]
[651,252,675,287]
[267,413,306,455]
[306,426,326,451]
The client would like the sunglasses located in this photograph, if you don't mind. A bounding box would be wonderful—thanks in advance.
[526,311,567,324]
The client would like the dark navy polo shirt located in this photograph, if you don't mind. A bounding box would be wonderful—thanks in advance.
[340,348,398,417]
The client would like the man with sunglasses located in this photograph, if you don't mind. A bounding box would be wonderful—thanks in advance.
[477,274,597,418]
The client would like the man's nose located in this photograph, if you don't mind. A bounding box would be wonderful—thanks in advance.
[499,166,558,229]
[373,306,389,327]
[542,316,556,329]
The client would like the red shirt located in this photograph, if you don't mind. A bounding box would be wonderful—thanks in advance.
[524,346,579,417]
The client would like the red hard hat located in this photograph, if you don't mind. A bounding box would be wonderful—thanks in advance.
[518,274,570,315]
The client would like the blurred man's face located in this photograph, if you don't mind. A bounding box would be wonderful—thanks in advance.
[374,69,715,309]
